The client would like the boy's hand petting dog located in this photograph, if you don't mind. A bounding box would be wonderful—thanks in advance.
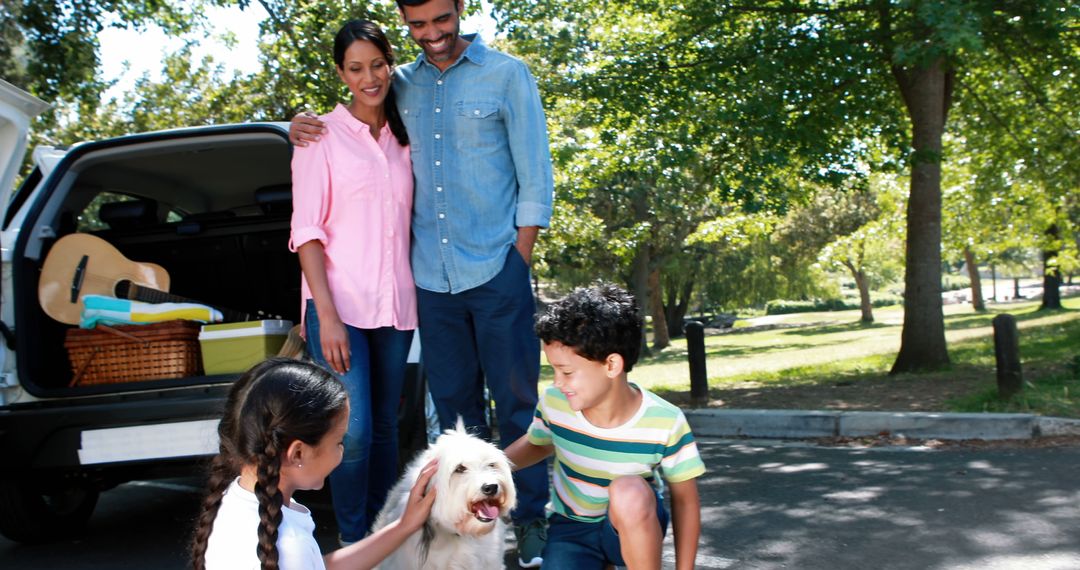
[400,459,439,533]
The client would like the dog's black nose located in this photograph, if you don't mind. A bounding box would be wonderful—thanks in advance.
[481,483,499,496]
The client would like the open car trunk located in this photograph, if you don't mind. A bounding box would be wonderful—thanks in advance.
[13,125,297,397]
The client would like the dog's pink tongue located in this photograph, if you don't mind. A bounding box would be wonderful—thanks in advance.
[477,502,499,519]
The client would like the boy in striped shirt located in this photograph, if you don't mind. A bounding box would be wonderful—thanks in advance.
[506,284,705,570]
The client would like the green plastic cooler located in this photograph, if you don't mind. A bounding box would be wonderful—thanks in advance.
[199,320,293,375]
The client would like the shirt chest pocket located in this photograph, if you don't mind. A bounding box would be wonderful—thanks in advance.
[455,100,502,149]
[399,106,423,153]
[333,160,378,198]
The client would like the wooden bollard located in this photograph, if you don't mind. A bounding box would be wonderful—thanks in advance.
[686,321,708,407]
[992,314,1023,398]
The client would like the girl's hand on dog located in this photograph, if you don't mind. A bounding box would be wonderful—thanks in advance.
[401,459,439,532]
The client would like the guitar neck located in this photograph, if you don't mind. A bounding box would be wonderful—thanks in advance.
[117,282,255,323]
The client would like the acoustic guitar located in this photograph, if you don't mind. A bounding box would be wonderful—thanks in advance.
[39,233,257,325]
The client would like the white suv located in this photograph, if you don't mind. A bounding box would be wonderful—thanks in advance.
[0,80,427,543]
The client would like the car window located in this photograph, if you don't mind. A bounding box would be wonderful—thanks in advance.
[76,192,181,232]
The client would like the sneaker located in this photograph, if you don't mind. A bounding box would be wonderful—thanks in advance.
[515,519,547,568]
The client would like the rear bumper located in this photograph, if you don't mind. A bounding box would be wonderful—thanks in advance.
[0,385,229,477]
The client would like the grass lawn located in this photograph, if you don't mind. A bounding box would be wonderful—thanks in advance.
[539,296,1080,417]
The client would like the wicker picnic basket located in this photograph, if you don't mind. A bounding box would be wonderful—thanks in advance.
[64,320,204,386]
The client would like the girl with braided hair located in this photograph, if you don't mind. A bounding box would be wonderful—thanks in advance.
[190,358,437,570]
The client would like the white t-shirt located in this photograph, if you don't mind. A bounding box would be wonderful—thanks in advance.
[204,478,325,570]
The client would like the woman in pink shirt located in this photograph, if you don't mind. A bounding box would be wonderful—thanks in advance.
[288,20,416,546]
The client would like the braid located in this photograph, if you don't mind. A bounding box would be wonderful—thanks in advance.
[254,431,285,570]
[190,453,236,570]
[191,373,247,570]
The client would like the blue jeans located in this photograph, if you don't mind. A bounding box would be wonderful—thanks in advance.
[304,299,413,542]
[415,247,548,524]
[542,486,669,569]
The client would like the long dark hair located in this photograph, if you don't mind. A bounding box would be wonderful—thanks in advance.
[334,20,409,147]
[190,358,348,570]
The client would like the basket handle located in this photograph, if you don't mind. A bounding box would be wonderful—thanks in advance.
[69,346,101,387]
[94,324,152,347]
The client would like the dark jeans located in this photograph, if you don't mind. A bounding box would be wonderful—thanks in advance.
[542,486,669,569]
[415,247,548,523]
[304,299,413,542]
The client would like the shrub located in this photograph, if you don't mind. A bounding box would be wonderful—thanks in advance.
[765,294,903,315]
[942,274,972,292]
[765,299,845,315]
[870,292,904,307]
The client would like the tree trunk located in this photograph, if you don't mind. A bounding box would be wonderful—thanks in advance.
[627,182,653,358]
[677,279,692,329]
[1014,277,1021,300]
[630,246,651,358]
[649,268,670,350]
[990,263,997,302]
[890,58,951,374]
[664,280,680,337]
[849,263,874,324]
[665,277,694,338]
[1040,224,1062,310]
[963,246,986,312]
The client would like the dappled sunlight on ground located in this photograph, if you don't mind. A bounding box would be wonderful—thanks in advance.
[692,439,1080,569]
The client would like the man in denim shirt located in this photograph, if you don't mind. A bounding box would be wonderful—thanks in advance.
[291,1,553,566]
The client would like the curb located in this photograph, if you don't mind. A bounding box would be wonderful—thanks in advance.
[684,409,1080,441]
[1037,416,1080,437]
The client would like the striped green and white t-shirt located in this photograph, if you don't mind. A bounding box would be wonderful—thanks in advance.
[527,383,706,523]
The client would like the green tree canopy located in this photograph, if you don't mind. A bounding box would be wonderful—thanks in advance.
[495,0,1078,372]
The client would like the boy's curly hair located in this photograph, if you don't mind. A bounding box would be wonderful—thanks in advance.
[535,283,643,372]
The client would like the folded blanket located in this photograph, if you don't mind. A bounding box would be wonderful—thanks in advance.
[80,294,224,329]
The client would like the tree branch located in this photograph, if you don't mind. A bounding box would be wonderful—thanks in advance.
[959,82,1079,186]
[720,3,873,15]
[942,68,954,124]
[986,35,1078,135]
[874,0,909,99]
[256,0,299,48]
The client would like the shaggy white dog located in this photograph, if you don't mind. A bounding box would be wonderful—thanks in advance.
[372,421,516,569]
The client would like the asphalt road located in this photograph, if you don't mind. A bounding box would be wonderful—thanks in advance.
[2,438,1079,569]
[687,439,1080,570]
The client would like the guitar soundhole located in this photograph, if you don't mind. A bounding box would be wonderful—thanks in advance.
[114,280,133,299]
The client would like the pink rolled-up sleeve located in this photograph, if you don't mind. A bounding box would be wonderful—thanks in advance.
[289,142,331,251]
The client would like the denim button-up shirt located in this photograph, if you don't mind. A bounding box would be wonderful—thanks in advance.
[395,35,554,293]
